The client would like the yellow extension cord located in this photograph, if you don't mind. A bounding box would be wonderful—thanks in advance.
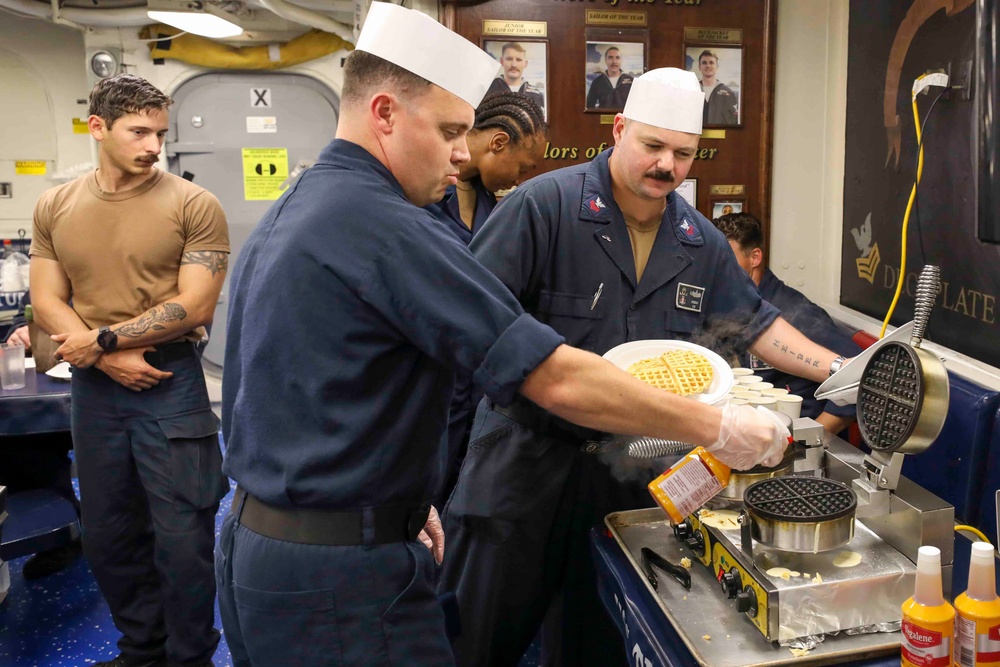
[879,95,924,339]
[955,524,992,544]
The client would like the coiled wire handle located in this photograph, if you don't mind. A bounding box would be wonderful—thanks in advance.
[627,438,691,459]
[910,265,941,349]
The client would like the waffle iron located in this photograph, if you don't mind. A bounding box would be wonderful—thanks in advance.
[744,477,857,553]
[855,266,950,456]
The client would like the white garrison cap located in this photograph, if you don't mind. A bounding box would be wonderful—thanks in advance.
[355,2,501,108]
[622,68,704,135]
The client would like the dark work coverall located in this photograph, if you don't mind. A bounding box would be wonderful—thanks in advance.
[218,139,563,667]
[439,148,780,667]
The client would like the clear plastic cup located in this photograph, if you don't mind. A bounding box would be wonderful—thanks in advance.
[1,341,26,390]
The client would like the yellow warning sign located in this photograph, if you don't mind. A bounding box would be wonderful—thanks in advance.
[15,160,47,175]
[242,148,288,201]
[72,118,90,134]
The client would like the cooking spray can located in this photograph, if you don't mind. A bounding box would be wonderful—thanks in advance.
[953,542,1000,667]
[901,545,955,667]
[647,446,731,524]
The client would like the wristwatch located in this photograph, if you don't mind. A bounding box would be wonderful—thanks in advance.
[829,355,846,377]
[97,326,118,352]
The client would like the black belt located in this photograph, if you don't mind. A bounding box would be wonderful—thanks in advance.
[143,342,197,365]
[487,397,609,444]
[231,487,430,547]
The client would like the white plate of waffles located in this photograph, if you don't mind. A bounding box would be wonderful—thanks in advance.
[602,340,733,405]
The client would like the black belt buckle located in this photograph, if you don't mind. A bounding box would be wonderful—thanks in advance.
[407,502,431,541]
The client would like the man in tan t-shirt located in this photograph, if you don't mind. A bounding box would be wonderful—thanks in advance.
[30,74,229,667]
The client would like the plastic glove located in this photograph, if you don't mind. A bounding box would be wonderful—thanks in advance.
[417,505,445,564]
[705,404,790,470]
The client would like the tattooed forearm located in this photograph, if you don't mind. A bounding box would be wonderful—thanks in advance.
[115,303,188,338]
[769,337,822,368]
[182,251,229,277]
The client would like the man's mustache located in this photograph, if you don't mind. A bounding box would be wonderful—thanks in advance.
[644,169,673,183]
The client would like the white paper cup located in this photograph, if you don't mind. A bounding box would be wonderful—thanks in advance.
[736,375,762,385]
[748,396,777,411]
[729,398,749,406]
[731,368,754,377]
[763,387,789,397]
[734,391,759,401]
[776,394,803,419]
[749,382,774,392]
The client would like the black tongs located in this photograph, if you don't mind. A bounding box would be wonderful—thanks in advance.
[640,547,691,591]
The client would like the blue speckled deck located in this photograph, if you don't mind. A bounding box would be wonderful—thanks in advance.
[0,483,236,667]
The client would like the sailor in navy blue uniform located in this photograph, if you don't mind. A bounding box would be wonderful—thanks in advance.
[217,13,790,667]
[425,92,547,508]
[439,68,846,667]
[713,211,862,434]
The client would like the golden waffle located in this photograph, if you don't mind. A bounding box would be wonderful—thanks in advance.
[626,349,714,396]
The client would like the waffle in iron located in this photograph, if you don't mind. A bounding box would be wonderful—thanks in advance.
[626,349,714,396]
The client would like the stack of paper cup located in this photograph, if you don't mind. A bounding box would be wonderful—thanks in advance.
[726,368,804,420]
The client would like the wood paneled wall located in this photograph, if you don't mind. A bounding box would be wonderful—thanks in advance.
[444,0,776,234]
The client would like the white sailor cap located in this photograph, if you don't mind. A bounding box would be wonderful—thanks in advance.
[622,67,704,135]
[355,2,501,108]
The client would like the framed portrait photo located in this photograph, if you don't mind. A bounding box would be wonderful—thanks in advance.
[684,44,744,128]
[482,39,549,120]
[584,28,648,113]
[709,198,745,220]
[676,178,697,209]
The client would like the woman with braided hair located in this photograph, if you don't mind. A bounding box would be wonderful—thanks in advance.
[427,91,547,244]
[429,91,548,510]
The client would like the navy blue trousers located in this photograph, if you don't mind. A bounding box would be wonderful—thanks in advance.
[72,345,228,665]
[216,496,455,666]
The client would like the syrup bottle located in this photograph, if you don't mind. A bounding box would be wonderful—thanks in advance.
[901,545,955,667]
[953,542,1000,667]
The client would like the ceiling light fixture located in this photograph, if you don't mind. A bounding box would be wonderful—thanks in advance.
[147,0,244,38]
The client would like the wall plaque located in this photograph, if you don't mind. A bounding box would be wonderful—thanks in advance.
[600,115,616,124]
[482,20,548,37]
[586,10,647,26]
[683,27,743,44]
[709,184,745,195]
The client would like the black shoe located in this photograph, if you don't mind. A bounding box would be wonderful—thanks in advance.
[93,654,167,667]
[22,538,82,580]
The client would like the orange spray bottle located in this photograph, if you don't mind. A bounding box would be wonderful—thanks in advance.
[901,545,955,667]
[953,542,1000,667]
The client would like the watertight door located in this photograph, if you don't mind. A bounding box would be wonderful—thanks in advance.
[167,72,339,375]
